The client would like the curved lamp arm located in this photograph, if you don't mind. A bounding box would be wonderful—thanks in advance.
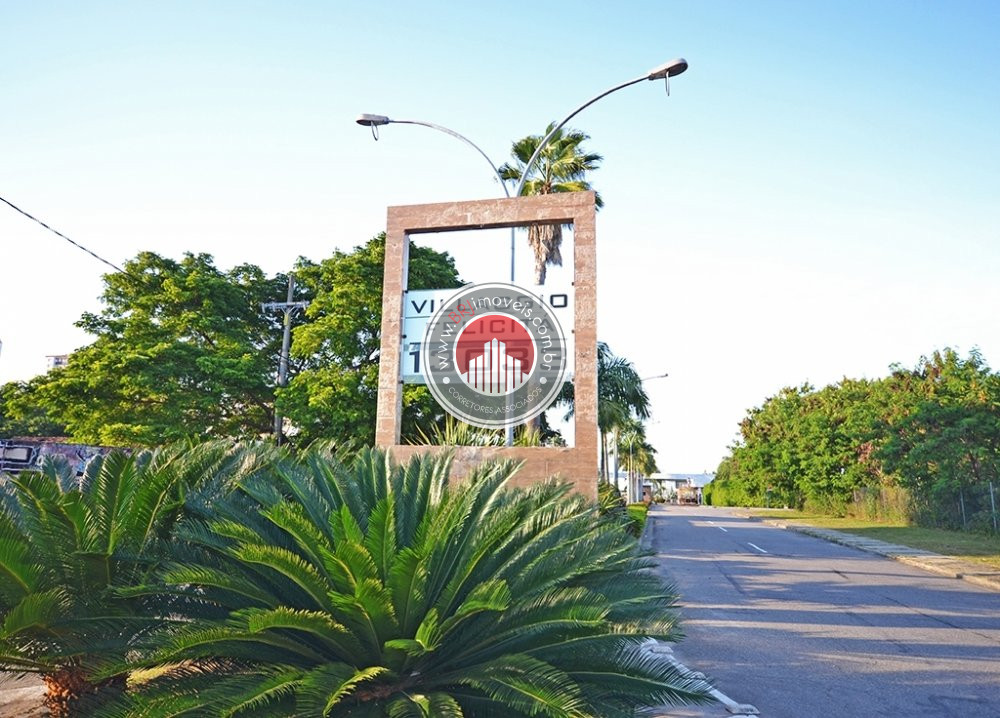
[513,58,688,197]
[356,114,509,197]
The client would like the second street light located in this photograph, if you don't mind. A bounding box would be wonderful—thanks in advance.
[355,113,522,444]
[613,372,669,501]
[355,115,510,199]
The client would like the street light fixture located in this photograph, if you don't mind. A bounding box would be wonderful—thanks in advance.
[356,112,524,445]
[355,114,510,198]
[641,372,670,382]
[616,371,670,500]
[512,58,688,198]
[358,57,687,448]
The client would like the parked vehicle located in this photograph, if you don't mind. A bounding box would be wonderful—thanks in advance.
[677,485,700,505]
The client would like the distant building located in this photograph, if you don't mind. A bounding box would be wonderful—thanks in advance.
[46,354,69,370]
[645,473,714,503]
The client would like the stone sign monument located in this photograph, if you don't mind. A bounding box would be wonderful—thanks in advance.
[375,192,598,499]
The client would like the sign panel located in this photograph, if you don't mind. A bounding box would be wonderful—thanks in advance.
[401,284,574,384]
[420,282,569,427]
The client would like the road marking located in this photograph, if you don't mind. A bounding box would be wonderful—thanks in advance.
[747,542,768,554]
[643,640,759,716]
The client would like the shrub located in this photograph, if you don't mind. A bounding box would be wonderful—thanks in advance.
[627,503,649,536]
[0,443,257,717]
[104,448,713,717]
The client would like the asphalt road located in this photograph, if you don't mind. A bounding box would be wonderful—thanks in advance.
[647,505,1000,718]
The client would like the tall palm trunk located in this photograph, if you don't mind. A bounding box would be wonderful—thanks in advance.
[528,224,563,285]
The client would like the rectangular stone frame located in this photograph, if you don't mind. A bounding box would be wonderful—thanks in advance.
[375,192,598,500]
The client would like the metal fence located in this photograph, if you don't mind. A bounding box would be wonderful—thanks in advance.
[852,482,1000,534]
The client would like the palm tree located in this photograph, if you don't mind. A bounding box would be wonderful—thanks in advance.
[107,447,713,716]
[617,417,659,496]
[0,443,257,716]
[560,342,651,481]
[499,124,603,284]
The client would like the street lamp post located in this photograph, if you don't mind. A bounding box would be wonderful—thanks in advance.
[627,372,670,501]
[356,115,519,280]
[358,57,687,449]
[356,114,522,444]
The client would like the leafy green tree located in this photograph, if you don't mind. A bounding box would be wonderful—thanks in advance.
[0,378,66,438]
[616,417,658,480]
[712,348,1000,527]
[561,342,651,481]
[107,448,713,716]
[0,443,254,716]
[32,252,285,445]
[499,124,602,284]
[879,349,1000,528]
[279,234,461,446]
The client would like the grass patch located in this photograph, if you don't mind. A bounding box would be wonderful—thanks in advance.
[627,503,649,536]
[749,509,1000,571]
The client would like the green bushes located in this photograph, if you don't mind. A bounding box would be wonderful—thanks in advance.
[702,476,758,508]
[713,349,1000,533]
[0,444,713,717]
[627,503,649,535]
[0,443,256,716]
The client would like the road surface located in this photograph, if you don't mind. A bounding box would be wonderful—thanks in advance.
[647,505,1000,717]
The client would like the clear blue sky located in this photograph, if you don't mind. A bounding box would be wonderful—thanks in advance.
[2,1,999,472]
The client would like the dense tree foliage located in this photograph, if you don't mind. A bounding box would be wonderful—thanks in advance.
[18,252,286,445]
[706,349,1000,533]
[278,235,461,446]
[0,377,66,438]
[4,236,460,447]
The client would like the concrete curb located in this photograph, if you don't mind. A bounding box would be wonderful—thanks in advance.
[740,515,1000,592]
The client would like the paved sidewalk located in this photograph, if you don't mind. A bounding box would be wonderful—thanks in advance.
[743,515,1000,592]
[0,674,45,717]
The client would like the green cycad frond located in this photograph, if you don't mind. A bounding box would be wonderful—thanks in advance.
[456,653,586,718]
[0,440,266,711]
[110,447,712,716]
[387,691,464,717]
[95,664,303,718]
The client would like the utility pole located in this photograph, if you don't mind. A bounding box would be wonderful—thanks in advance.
[262,275,309,444]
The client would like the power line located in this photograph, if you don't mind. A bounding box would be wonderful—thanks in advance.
[0,194,123,273]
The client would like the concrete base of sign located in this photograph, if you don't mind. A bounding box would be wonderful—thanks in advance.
[385,445,597,499]
[375,192,599,502]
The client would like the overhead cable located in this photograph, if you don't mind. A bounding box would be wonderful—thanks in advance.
[0,194,124,273]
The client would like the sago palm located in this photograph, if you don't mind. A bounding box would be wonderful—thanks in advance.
[105,447,712,716]
[0,442,258,716]
[499,124,603,285]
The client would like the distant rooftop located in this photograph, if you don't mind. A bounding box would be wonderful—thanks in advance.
[648,472,715,487]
